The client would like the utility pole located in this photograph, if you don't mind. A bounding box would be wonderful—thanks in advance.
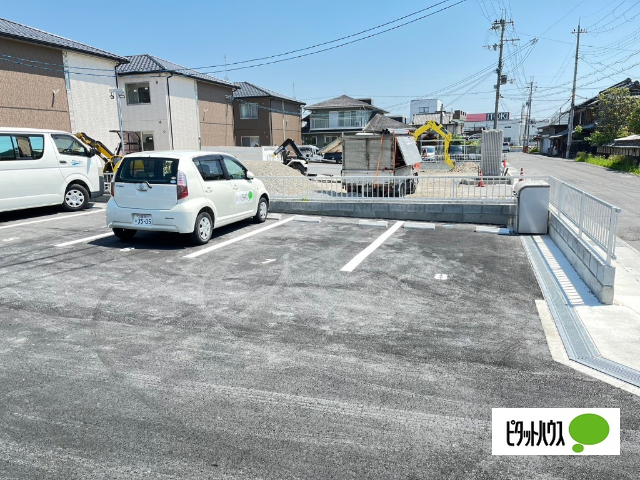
[110,88,126,156]
[566,21,587,158]
[524,80,535,152]
[485,18,517,129]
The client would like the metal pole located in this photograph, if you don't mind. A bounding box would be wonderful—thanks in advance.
[524,81,534,151]
[493,19,506,130]
[566,21,586,159]
[110,88,126,156]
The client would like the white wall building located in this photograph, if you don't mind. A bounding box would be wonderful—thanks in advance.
[409,99,443,122]
[463,112,524,144]
[117,54,237,152]
[64,51,123,152]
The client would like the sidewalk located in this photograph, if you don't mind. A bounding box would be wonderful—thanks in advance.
[531,234,640,393]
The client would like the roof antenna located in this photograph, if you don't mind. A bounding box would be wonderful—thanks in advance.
[224,54,229,81]
[292,81,296,99]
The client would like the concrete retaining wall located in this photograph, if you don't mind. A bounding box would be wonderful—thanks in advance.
[548,212,615,304]
[270,201,515,225]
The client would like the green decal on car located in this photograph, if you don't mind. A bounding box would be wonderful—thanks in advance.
[248,191,253,200]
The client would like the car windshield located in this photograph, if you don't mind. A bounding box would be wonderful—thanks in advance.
[116,157,179,184]
[426,147,435,152]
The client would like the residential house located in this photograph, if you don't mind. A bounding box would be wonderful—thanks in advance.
[565,77,640,157]
[302,95,388,147]
[537,111,569,156]
[232,82,304,147]
[0,17,129,150]
[116,54,237,151]
[598,134,640,158]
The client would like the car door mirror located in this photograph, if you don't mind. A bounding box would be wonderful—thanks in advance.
[87,147,96,157]
[246,171,255,180]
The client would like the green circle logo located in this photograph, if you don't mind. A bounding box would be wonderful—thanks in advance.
[248,191,253,200]
[569,414,610,453]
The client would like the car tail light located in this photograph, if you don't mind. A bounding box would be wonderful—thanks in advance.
[177,170,188,200]
[110,181,114,196]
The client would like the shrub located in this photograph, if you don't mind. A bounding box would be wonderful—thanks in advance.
[575,151,589,162]
[528,147,539,153]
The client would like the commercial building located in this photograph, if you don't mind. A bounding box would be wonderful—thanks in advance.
[463,112,523,144]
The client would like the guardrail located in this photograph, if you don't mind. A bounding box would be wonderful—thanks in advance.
[548,177,621,264]
[259,175,519,203]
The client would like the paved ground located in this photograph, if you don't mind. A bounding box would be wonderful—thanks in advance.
[507,152,640,252]
[1,205,639,479]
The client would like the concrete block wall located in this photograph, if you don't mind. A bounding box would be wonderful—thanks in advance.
[270,201,515,226]
[548,212,615,304]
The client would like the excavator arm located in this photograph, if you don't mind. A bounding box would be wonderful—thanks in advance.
[273,138,305,160]
[413,120,455,170]
[75,132,122,173]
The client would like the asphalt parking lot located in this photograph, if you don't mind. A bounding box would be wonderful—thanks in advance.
[1,204,639,479]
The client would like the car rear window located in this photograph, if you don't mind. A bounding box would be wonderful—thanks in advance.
[116,157,179,184]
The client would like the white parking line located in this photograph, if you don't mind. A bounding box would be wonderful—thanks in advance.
[55,232,114,247]
[0,209,104,230]
[184,217,295,259]
[340,221,404,273]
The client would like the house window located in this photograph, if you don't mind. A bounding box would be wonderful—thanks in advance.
[419,107,429,113]
[240,103,259,119]
[325,135,339,144]
[125,82,151,105]
[304,136,317,145]
[338,110,369,128]
[241,136,261,147]
[310,113,329,129]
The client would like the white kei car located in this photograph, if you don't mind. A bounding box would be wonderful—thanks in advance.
[106,151,270,245]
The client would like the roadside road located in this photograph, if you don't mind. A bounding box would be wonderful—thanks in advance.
[507,152,640,252]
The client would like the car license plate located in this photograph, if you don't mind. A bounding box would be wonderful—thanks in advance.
[133,214,153,226]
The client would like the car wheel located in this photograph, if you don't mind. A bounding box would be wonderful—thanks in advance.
[62,184,89,212]
[295,164,306,175]
[254,197,268,223]
[113,228,137,240]
[190,211,213,245]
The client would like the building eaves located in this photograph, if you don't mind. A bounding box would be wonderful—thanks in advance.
[0,17,128,63]
[305,95,388,113]
[233,81,304,105]
[117,54,236,89]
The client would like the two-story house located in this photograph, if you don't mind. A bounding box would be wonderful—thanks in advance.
[116,54,237,151]
[302,95,388,147]
[0,17,129,150]
[232,82,305,147]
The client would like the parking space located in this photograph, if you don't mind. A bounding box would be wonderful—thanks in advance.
[1,210,639,478]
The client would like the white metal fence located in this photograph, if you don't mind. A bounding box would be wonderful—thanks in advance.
[548,177,621,263]
[260,175,518,202]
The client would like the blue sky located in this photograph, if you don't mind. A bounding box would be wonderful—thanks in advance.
[4,0,640,121]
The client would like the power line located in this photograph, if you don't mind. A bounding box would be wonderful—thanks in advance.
[199,0,467,75]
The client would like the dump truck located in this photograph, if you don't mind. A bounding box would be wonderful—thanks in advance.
[341,130,421,197]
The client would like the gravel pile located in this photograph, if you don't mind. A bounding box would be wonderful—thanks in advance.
[239,160,305,178]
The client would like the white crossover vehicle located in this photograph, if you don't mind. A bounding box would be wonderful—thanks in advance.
[0,128,104,213]
[106,151,270,245]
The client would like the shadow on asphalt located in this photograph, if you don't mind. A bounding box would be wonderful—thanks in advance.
[91,218,259,251]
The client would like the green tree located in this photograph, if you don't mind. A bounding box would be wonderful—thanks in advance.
[629,103,640,135]
[588,87,638,145]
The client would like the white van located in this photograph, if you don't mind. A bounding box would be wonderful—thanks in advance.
[0,128,104,213]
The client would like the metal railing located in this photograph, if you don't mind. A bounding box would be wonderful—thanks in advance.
[260,175,519,203]
[548,177,621,264]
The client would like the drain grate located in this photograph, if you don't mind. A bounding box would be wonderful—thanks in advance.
[522,236,640,388]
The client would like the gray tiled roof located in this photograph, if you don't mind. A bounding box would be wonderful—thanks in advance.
[363,114,412,132]
[305,95,386,112]
[0,17,128,62]
[117,54,236,88]
[234,82,304,104]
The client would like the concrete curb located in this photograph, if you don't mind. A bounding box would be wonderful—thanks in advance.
[358,220,388,228]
